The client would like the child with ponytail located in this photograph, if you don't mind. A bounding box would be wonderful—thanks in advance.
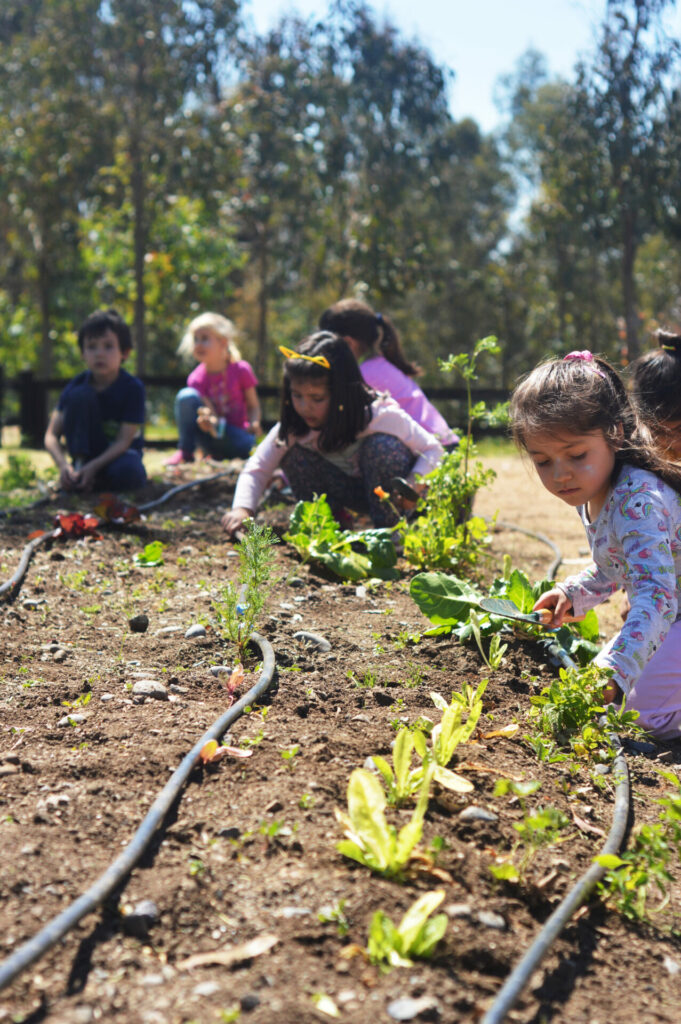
[319,299,458,448]
[630,329,681,460]
[510,350,681,739]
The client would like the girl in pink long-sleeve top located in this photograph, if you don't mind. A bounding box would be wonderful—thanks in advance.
[319,299,459,449]
[221,332,444,537]
[510,350,681,739]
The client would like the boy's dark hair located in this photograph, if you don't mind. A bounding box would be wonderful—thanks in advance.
[510,352,681,495]
[319,298,419,377]
[629,329,681,425]
[278,331,375,452]
[77,309,132,354]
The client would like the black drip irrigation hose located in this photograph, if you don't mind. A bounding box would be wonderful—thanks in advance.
[0,469,235,602]
[0,530,57,599]
[0,632,275,994]
[481,634,631,1024]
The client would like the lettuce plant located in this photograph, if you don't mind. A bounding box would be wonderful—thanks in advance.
[367,890,448,969]
[335,766,432,877]
[285,494,399,581]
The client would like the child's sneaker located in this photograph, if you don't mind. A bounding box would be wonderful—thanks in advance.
[164,450,194,466]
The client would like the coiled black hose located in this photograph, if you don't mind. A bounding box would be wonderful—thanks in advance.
[0,632,275,993]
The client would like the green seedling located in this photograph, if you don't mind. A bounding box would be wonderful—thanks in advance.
[366,890,447,969]
[318,898,349,937]
[134,541,165,567]
[212,521,278,663]
[61,691,92,711]
[372,728,430,807]
[430,681,486,766]
[281,744,300,767]
[335,766,432,878]
[469,610,508,669]
[597,770,681,922]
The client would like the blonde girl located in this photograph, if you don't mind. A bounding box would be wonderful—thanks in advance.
[166,312,261,465]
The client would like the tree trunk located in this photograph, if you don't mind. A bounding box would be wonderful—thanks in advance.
[37,248,51,380]
[256,225,269,377]
[622,207,639,363]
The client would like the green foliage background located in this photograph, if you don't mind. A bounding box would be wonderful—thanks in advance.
[2,0,680,396]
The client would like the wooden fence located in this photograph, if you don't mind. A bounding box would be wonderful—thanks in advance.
[0,368,509,448]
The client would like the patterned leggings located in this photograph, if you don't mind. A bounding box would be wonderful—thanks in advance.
[281,433,414,527]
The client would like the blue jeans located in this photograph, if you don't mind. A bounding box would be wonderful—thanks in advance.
[174,388,255,460]
[60,383,147,491]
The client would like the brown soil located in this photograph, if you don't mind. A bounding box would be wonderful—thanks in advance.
[1,455,680,1024]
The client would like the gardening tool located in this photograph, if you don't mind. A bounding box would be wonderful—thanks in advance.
[390,476,420,503]
[479,597,581,626]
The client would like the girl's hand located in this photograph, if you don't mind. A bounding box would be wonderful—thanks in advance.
[602,679,622,704]
[221,507,251,536]
[533,588,574,627]
[59,464,81,490]
[197,405,219,436]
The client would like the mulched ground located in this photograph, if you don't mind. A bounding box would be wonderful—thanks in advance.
[1,466,681,1024]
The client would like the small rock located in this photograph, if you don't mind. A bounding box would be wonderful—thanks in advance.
[193,981,220,997]
[155,626,182,636]
[49,550,66,562]
[657,750,675,763]
[210,666,231,677]
[218,826,241,840]
[279,602,295,611]
[355,586,367,599]
[100,693,115,703]
[52,649,68,663]
[129,614,149,633]
[132,681,168,701]
[57,713,88,727]
[240,994,260,1012]
[168,684,186,695]
[185,624,207,639]
[459,806,498,823]
[387,996,439,1021]
[476,910,506,930]
[275,906,312,919]
[593,764,611,776]
[445,902,472,918]
[663,955,680,975]
[179,546,194,555]
[3,754,20,765]
[287,577,305,588]
[0,764,19,777]
[122,899,159,938]
[265,799,283,814]
[22,598,47,609]
[293,631,331,652]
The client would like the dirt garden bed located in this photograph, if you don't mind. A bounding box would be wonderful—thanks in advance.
[0,454,680,1024]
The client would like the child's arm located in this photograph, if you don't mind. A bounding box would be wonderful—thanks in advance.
[44,410,80,490]
[77,423,141,490]
[243,386,262,436]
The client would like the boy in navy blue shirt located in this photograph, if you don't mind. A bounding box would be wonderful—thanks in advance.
[44,309,147,492]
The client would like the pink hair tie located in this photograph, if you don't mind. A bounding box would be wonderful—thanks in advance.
[563,350,607,379]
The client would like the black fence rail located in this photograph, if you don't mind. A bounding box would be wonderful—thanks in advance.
[0,368,509,449]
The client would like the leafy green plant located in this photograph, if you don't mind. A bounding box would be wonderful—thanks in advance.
[372,728,430,807]
[335,766,432,878]
[596,770,681,922]
[0,453,37,490]
[366,890,447,969]
[318,898,350,937]
[212,520,278,663]
[285,494,400,582]
[429,681,486,766]
[399,337,501,572]
[134,541,165,567]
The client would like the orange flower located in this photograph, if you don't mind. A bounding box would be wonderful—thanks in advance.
[373,486,389,500]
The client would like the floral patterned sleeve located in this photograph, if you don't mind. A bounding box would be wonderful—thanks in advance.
[558,564,619,615]
[563,474,679,696]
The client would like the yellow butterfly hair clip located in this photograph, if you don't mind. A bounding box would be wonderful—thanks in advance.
[279,345,330,370]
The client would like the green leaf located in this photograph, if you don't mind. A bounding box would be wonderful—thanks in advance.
[397,890,445,951]
[595,854,626,870]
[410,572,482,625]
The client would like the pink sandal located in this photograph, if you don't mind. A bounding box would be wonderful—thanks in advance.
[164,450,194,466]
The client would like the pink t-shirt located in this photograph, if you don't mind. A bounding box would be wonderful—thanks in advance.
[187,360,257,430]
[359,355,458,446]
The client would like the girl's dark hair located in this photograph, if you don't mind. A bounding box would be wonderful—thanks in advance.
[78,308,132,354]
[629,329,681,425]
[510,353,681,494]
[319,298,419,377]
[279,331,375,452]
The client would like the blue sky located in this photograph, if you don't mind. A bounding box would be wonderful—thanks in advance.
[243,0,681,132]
